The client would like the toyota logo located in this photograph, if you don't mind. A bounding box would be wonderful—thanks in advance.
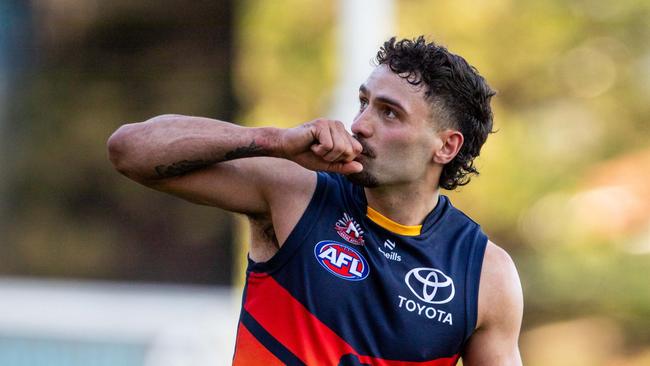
[405,267,455,304]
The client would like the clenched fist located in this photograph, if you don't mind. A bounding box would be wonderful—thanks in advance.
[280,118,363,174]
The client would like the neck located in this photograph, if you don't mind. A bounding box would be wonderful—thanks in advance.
[364,180,440,227]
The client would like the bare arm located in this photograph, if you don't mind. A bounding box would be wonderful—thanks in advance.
[462,241,524,366]
[107,114,363,215]
[107,114,281,183]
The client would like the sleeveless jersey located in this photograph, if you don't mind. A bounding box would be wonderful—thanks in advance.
[233,172,488,366]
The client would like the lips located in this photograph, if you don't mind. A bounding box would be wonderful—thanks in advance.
[354,137,375,158]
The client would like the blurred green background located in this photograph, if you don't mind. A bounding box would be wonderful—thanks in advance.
[1,1,649,365]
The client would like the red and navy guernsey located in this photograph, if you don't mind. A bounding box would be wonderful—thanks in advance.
[232,172,488,366]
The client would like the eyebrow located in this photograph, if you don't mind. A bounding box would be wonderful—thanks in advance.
[359,84,409,114]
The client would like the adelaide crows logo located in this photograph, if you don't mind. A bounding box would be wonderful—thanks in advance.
[335,213,365,245]
[314,241,369,281]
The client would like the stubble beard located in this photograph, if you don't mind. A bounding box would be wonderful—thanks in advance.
[347,137,380,187]
[345,170,380,188]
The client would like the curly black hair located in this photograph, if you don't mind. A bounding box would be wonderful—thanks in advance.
[375,36,496,190]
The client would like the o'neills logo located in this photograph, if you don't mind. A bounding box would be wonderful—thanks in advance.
[378,239,401,262]
[335,213,365,245]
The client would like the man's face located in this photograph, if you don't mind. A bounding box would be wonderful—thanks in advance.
[348,65,442,187]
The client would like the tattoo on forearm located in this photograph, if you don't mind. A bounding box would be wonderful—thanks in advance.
[224,140,267,161]
[155,159,210,178]
[153,140,267,178]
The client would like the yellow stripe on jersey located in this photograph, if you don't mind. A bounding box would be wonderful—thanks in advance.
[366,206,422,236]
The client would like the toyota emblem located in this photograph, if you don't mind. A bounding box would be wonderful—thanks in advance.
[404,267,455,304]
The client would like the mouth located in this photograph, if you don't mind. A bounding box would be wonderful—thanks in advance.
[360,150,375,159]
[354,150,374,165]
[354,137,375,159]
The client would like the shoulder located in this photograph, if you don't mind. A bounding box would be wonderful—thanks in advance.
[313,171,361,202]
[249,157,317,200]
[476,240,523,331]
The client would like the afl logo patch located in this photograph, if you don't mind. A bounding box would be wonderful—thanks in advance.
[314,241,369,281]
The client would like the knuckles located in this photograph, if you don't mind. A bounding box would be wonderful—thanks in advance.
[306,117,359,159]
[311,118,344,128]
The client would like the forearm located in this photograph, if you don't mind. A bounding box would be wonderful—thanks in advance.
[107,114,282,182]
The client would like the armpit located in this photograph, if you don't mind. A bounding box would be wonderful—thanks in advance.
[247,213,280,262]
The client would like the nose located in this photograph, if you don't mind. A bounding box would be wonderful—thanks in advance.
[351,110,373,138]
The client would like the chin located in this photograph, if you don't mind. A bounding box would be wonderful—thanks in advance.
[345,171,380,188]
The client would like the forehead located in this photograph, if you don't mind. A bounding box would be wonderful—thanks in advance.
[360,65,431,115]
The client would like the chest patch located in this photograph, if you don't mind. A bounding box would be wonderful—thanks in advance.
[314,240,369,281]
[335,213,365,245]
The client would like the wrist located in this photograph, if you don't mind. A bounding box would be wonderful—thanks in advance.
[251,127,286,159]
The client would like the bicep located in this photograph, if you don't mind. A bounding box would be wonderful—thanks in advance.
[462,241,524,366]
[462,325,522,366]
[146,157,315,215]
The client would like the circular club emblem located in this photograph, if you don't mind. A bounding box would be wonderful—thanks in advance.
[404,267,455,304]
[314,241,369,281]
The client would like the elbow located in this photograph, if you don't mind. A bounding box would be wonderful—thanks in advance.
[107,115,181,182]
[107,123,138,176]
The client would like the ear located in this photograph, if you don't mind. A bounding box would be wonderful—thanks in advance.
[433,130,464,164]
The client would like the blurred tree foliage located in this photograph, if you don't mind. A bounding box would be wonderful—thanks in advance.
[2,0,237,285]
[235,0,336,126]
